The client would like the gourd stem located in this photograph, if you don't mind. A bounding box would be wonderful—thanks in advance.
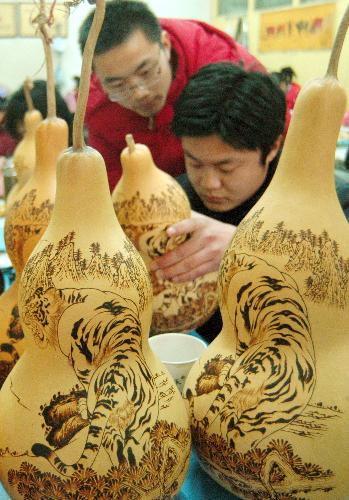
[39,0,56,118]
[326,3,349,78]
[73,0,105,150]
[23,78,34,111]
[126,134,136,152]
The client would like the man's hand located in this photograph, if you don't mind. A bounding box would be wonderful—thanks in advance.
[150,211,236,283]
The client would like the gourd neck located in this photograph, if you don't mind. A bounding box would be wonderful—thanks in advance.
[33,118,68,177]
[25,128,37,139]
[121,158,159,188]
[270,78,346,198]
[49,147,121,230]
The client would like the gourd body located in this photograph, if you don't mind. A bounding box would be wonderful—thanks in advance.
[6,109,43,209]
[0,147,191,499]
[0,281,24,388]
[0,117,68,386]
[184,77,349,498]
[112,142,218,334]
[4,117,68,276]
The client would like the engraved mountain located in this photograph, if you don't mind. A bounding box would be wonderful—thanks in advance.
[232,208,349,308]
[52,237,84,283]
[20,232,152,312]
[4,189,54,271]
[114,185,190,226]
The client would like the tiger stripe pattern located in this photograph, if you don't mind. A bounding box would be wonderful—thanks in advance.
[30,287,159,475]
[187,252,316,453]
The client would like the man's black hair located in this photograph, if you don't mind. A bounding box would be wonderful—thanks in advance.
[79,0,162,56]
[5,80,73,143]
[172,62,286,164]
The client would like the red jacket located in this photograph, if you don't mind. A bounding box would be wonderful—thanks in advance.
[85,18,266,191]
[283,82,301,136]
[0,128,17,157]
[286,81,301,112]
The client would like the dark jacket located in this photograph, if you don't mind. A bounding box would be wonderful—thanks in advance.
[335,169,349,221]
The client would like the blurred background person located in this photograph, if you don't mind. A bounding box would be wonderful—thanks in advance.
[0,97,18,159]
[5,80,74,145]
[279,66,301,113]
[275,66,301,135]
[64,75,80,113]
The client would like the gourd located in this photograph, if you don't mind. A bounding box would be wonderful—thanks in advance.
[4,5,68,278]
[183,5,349,499]
[6,78,43,209]
[0,1,68,389]
[0,1,190,497]
[113,134,218,334]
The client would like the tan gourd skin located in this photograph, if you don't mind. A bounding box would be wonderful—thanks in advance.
[0,0,190,494]
[113,137,218,334]
[0,147,191,500]
[183,46,349,500]
[0,117,68,390]
[4,117,68,277]
[6,109,43,209]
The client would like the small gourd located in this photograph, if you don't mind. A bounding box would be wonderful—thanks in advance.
[6,78,43,209]
[0,1,190,497]
[183,5,349,499]
[113,133,218,334]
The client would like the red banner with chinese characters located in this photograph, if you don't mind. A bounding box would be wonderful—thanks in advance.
[259,3,335,52]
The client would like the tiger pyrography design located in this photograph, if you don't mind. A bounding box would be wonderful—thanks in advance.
[188,252,316,450]
[0,234,191,499]
[27,288,160,473]
[184,251,339,498]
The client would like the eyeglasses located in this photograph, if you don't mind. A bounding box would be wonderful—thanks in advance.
[103,47,163,102]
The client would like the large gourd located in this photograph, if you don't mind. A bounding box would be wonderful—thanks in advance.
[183,6,349,499]
[6,78,42,209]
[0,1,191,497]
[0,3,68,388]
[113,135,218,334]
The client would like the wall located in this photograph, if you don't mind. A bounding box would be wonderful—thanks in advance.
[0,0,210,97]
[1,0,348,99]
[212,0,349,98]
[0,0,93,95]
[146,0,211,19]
[251,0,349,96]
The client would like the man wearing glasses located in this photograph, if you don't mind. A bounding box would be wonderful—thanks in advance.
[79,0,265,191]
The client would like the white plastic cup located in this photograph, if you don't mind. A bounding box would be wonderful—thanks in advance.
[149,332,207,393]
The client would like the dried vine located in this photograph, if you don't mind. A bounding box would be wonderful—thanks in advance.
[126,133,136,153]
[33,0,56,118]
[73,0,105,150]
[23,78,34,112]
[327,3,349,78]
